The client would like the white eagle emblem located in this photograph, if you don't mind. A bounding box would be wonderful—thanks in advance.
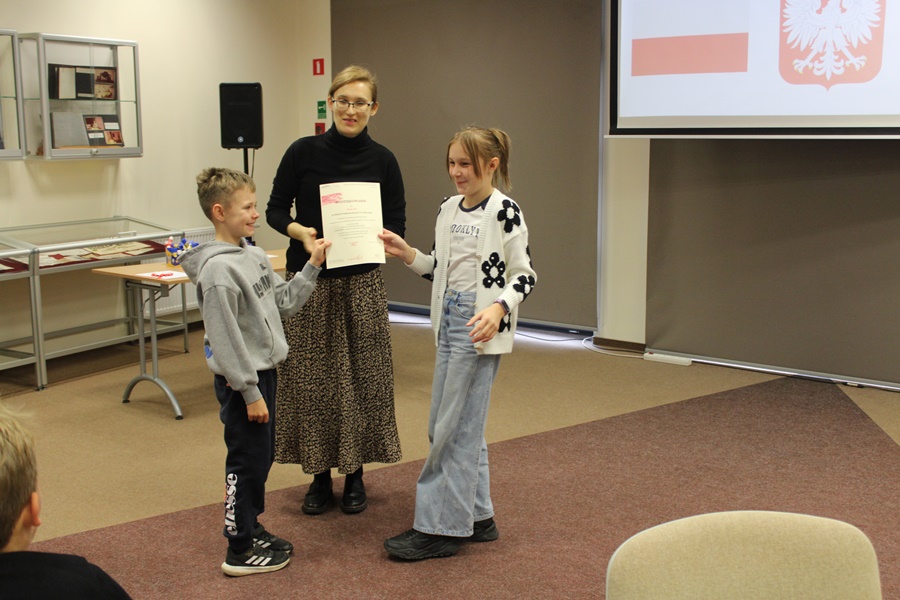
[782,0,882,80]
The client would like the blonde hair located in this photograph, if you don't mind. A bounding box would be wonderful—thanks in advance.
[196,168,256,220]
[448,127,512,192]
[329,65,378,102]
[0,404,37,549]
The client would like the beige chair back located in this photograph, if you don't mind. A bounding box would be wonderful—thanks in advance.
[606,510,882,600]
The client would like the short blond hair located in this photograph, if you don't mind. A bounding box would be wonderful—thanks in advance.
[196,168,256,220]
[329,65,378,102]
[0,404,37,549]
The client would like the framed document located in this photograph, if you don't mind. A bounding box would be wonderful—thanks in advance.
[83,114,123,146]
[320,182,385,269]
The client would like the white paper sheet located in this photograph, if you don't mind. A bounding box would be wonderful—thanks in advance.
[320,182,385,269]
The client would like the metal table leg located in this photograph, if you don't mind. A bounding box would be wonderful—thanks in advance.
[122,280,183,419]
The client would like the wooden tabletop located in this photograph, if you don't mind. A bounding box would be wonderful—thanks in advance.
[91,248,286,282]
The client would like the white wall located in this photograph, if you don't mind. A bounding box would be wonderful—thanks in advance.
[0,0,331,349]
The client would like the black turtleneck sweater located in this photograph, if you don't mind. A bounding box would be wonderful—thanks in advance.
[266,124,406,277]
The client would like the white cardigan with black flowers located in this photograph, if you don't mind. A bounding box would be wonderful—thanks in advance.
[407,190,536,355]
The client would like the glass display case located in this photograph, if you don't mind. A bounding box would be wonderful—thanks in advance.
[0,216,182,389]
[0,244,39,385]
[0,30,26,159]
[0,216,174,270]
[18,33,141,159]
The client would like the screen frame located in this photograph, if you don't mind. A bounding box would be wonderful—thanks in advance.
[607,0,900,139]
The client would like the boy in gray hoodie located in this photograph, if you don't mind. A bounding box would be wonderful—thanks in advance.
[181,167,330,577]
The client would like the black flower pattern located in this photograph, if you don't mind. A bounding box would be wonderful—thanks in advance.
[497,200,521,233]
[481,252,506,289]
[513,274,535,300]
[498,313,511,334]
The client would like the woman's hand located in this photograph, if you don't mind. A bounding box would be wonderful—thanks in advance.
[287,223,318,255]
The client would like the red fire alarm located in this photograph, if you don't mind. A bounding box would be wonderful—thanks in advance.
[313,59,324,76]
[315,122,326,135]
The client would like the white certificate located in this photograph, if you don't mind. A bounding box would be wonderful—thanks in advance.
[320,181,385,269]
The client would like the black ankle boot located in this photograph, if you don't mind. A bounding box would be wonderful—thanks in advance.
[302,470,333,515]
[341,466,367,514]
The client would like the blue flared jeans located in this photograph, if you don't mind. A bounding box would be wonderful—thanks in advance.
[413,289,501,537]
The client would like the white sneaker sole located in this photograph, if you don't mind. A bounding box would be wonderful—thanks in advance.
[221,556,290,577]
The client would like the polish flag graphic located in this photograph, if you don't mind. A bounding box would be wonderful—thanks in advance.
[631,1,750,76]
[779,0,885,90]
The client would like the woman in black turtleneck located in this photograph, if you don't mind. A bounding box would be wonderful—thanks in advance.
[266,65,405,517]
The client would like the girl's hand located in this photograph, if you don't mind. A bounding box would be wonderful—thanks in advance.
[467,303,506,344]
[378,229,415,265]
[308,238,331,267]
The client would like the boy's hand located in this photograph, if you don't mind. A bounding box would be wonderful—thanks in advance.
[246,398,269,423]
[378,229,415,265]
[308,238,332,267]
[467,303,506,344]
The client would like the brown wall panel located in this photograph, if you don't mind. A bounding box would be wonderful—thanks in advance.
[331,0,600,329]
[647,139,900,386]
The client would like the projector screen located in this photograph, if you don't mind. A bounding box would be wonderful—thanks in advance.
[610,0,900,136]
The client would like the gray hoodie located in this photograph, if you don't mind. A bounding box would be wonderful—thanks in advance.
[180,240,320,403]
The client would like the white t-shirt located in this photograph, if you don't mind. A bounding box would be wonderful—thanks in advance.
[446,197,488,292]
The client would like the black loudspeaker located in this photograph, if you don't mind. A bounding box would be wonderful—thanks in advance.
[219,83,263,149]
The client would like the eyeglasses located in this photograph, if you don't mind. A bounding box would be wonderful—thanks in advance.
[332,98,374,111]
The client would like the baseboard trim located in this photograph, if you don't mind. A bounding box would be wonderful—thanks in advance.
[388,302,595,337]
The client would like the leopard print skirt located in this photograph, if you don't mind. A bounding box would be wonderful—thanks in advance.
[274,268,402,475]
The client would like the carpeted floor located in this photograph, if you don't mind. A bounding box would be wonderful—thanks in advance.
[33,377,900,599]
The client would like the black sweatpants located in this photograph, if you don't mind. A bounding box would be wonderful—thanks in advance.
[215,369,277,553]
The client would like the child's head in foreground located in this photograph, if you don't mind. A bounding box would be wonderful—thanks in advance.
[0,404,38,551]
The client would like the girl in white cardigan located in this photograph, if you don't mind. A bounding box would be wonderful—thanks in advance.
[380,127,536,560]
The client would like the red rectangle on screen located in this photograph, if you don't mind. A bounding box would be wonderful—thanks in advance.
[632,33,749,76]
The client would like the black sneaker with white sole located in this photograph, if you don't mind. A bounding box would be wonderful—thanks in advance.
[384,529,462,560]
[253,524,294,554]
[468,518,499,542]
[222,545,290,577]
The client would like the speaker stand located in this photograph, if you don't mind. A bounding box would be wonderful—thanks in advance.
[243,148,249,175]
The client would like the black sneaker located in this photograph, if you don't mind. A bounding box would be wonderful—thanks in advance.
[384,528,462,560]
[222,545,290,577]
[253,524,294,554]
[468,518,499,542]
